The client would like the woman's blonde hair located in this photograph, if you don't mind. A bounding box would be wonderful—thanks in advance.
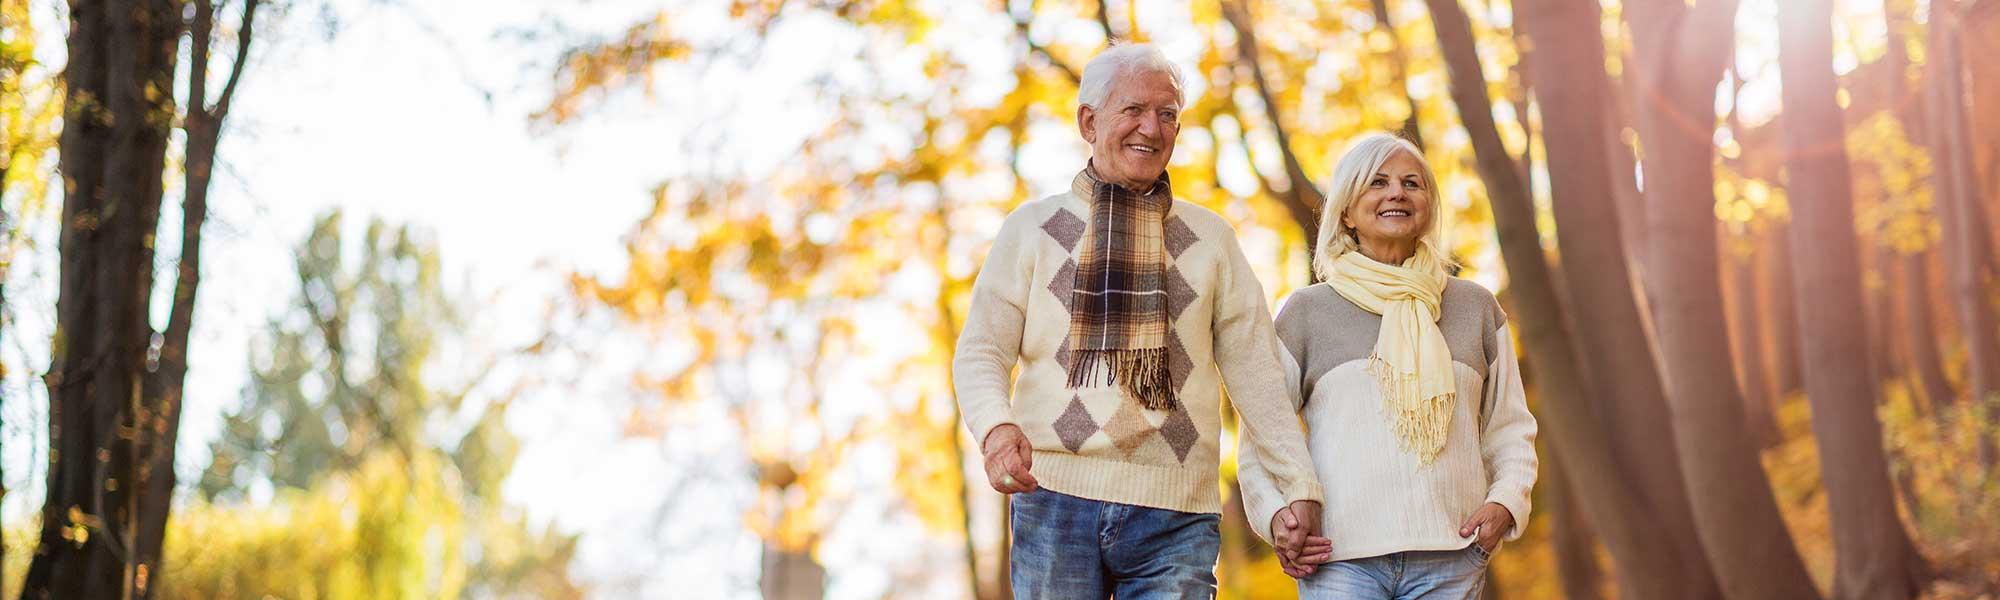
[1311,132,1453,281]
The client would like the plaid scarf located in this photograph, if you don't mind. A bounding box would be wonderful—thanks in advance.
[1066,166,1178,411]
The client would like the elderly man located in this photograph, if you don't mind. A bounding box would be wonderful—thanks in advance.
[953,43,1326,598]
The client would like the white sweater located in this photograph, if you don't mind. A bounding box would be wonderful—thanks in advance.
[1238,281,1538,561]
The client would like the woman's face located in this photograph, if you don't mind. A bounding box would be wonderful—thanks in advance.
[1342,150,1432,249]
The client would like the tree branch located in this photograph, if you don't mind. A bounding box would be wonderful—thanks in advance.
[1095,0,1117,41]
[1220,0,1323,239]
[1006,2,1080,84]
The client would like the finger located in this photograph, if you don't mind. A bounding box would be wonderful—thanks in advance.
[1280,508,1299,529]
[1460,515,1483,538]
[988,471,1012,494]
[1009,465,1038,490]
[1302,541,1332,555]
[1015,438,1034,469]
[1300,551,1334,565]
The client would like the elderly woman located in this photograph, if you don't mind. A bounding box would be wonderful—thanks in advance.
[1237,133,1538,599]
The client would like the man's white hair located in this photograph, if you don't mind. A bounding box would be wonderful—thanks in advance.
[1077,43,1185,109]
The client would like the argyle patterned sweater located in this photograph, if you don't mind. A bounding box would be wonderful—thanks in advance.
[953,177,1324,514]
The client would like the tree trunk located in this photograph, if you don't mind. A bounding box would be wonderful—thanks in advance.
[1221,0,1324,258]
[25,1,254,597]
[1422,0,1712,596]
[1546,452,1606,600]
[759,545,827,600]
[1867,247,1900,386]
[1623,0,1823,595]
[997,500,1012,599]
[25,1,183,598]
[1508,0,1727,594]
[1766,222,1806,398]
[1904,251,1956,410]
[129,4,255,595]
[1367,0,1427,150]
[1928,1,2000,423]
[948,410,987,600]
[1775,0,1932,595]
[1220,478,1252,592]
[1726,231,1780,447]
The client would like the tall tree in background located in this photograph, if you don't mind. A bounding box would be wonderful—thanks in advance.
[1927,0,2000,437]
[1425,0,1721,595]
[24,0,260,596]
[1775,0,1930,595]
[1621,0,1823,594]
[1507,0,1726,593]
[192,212,579,597]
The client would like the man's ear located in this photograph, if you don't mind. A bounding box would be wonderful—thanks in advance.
[1077,105,1098,144]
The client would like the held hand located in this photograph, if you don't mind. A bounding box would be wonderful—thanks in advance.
[1458,502,1515,553]
[1272,501,1330,578]
[981,424,1038,494]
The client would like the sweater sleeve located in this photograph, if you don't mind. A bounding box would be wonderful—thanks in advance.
[952,208,1037,445]
[1481,323,1539,540]
[1237,292,1313,544]
[1212,227,1324,510]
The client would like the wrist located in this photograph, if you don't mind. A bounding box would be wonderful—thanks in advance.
[981,423,1020,450]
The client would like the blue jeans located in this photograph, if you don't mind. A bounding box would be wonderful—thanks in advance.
[1297,546,1490,600]
[1009,488,1222,599]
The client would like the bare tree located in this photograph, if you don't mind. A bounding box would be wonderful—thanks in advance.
[23,0,260,597]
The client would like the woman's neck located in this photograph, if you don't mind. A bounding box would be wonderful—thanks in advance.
[1356,238,1417,265]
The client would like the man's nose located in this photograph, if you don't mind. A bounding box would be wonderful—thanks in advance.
[1137,113,1162,137]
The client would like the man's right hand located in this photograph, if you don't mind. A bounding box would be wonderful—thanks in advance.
[1272,500,1332,578]
[982,424,1039,494]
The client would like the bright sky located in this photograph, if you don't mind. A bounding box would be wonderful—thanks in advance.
[0,0,1899,597]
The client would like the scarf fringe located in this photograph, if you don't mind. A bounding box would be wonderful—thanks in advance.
[1069,348,1178,411]
[1366,355,1454,466]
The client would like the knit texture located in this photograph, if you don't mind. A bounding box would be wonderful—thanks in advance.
[1238,280,1538,562]
[953,181,1324,514]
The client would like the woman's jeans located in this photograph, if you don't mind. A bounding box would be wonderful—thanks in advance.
[1297,546,1491,600]
[1009,488,1222,599]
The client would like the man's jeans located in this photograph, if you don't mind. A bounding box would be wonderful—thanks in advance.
[1297,546,1491,600]
[1009,488,1221,599]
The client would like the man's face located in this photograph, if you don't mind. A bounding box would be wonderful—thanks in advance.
[1078,68,1181,191]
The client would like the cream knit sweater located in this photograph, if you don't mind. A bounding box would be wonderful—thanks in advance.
[1238,281,1539,561]
[953,178,1324,514]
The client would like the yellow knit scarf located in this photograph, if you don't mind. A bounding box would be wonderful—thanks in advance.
[1328,246,1455,465]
